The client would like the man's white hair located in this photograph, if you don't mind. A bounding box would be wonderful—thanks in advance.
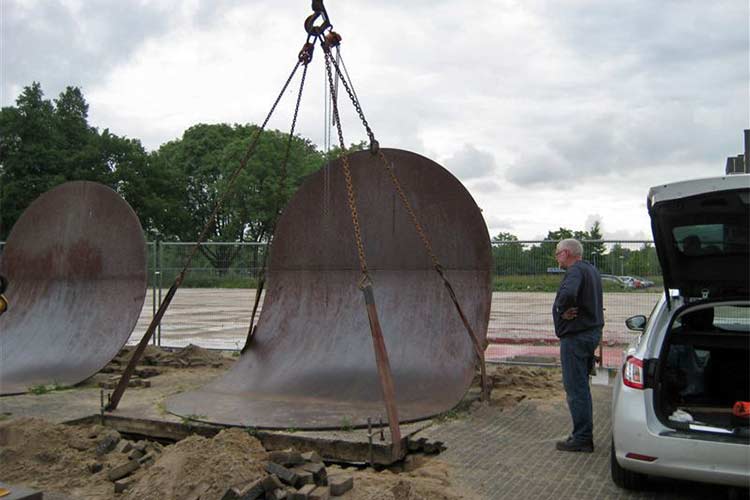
[557,238,583,257]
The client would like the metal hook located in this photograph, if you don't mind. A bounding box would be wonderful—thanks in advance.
[305,0,331,37]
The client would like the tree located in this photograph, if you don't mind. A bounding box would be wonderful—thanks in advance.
[53,86,111,184]
[491,232,519,243]
[104,131,168,235]
[0,82,61,237]
[491,232,523,275]
[586,220,606,268]
[150,123,325,270]
[542,227,574,266]
[0,82,154,239]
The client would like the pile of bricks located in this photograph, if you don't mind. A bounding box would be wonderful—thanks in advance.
[222,450,353,500]
[75,431,163,494]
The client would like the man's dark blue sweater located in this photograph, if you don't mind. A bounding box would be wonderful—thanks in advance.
[552,260,604,337]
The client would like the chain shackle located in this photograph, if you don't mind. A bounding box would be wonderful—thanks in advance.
[298,42,315,65]
[323,31,342,50]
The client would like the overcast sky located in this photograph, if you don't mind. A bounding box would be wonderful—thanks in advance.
[2,0,748,240]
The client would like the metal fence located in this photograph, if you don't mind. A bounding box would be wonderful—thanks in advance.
[1,240,663,367]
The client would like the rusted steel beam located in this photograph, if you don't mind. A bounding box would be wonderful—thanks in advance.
[361,283,402,460]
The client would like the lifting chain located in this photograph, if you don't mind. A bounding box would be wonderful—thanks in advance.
[322,42,377,152]
[323,48,369,281]
[243,48,312,352]
[321,28,489,399]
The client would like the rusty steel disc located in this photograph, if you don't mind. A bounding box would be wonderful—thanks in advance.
[0,181,147,395]
[167,149,491,429]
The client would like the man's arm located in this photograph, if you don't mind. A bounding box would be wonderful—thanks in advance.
[555,265,583,310]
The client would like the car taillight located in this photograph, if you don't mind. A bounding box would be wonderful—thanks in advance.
[623,356,644,389]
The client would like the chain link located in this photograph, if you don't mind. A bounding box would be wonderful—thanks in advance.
[325,46,441,270]
[323,48,369,277]
[324,45,375,146]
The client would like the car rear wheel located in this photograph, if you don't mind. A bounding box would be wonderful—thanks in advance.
[611,438,647,490]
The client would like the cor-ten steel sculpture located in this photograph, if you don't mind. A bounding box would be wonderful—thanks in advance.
[0,181,147,395]
[167,149,491,429]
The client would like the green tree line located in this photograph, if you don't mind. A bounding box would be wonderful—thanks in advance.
[0,83,369,270]
[491,225,660,278]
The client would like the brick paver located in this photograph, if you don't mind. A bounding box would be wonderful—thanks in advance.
[419,385,739,499]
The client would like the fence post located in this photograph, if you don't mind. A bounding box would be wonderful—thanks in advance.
[151,241,157,346]
[156,236,162,346]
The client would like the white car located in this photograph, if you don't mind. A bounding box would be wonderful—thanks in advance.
[610,174,750,490]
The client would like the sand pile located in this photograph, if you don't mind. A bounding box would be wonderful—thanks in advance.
[331,456,472,500]
[484,364,565,410]
[0,417,135,498]
[123,428,267,500]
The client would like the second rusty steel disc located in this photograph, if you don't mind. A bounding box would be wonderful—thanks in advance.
[167,149,491,428]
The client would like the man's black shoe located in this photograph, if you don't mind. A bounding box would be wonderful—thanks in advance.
[555,438,594,453]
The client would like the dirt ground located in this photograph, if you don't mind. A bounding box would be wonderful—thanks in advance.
[0,415,471,499]
[0,345,565,500]
[485,364,565,411]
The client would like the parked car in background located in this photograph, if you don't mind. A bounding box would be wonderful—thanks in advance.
[611,174,750,491]
[632,276,655,288]
[616,276,655,289]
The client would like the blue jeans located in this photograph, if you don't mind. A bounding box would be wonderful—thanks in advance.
[560,328,602,443]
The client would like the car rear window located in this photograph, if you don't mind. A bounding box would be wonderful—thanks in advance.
[713,305,750,332]
[673,223,749,256]
[673,305,750,333]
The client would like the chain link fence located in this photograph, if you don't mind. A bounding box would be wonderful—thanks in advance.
[0,239,663,367]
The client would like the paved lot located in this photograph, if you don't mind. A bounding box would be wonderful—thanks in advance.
[131,289,660,367]
[420,384,743,500]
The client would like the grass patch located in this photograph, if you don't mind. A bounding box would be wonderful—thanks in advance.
[434,408,464,423]
[339,416,354,432]
[180,414,207,426]
[155,401,168,416]
[27,382,72,395]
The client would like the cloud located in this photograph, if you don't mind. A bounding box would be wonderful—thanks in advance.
[1,0,180,105]
[443,144,497,181]
[583,213,650,241]
[467,178,503,194]
[602,228,652,241]
[584,214,603,230]
[496,0,747,190]
[1,0,745,240]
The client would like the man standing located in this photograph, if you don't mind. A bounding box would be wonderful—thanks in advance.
[553,239,604,452]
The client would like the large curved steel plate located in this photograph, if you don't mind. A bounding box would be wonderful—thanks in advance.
[0,181,147,395]
[168,149,491,428]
